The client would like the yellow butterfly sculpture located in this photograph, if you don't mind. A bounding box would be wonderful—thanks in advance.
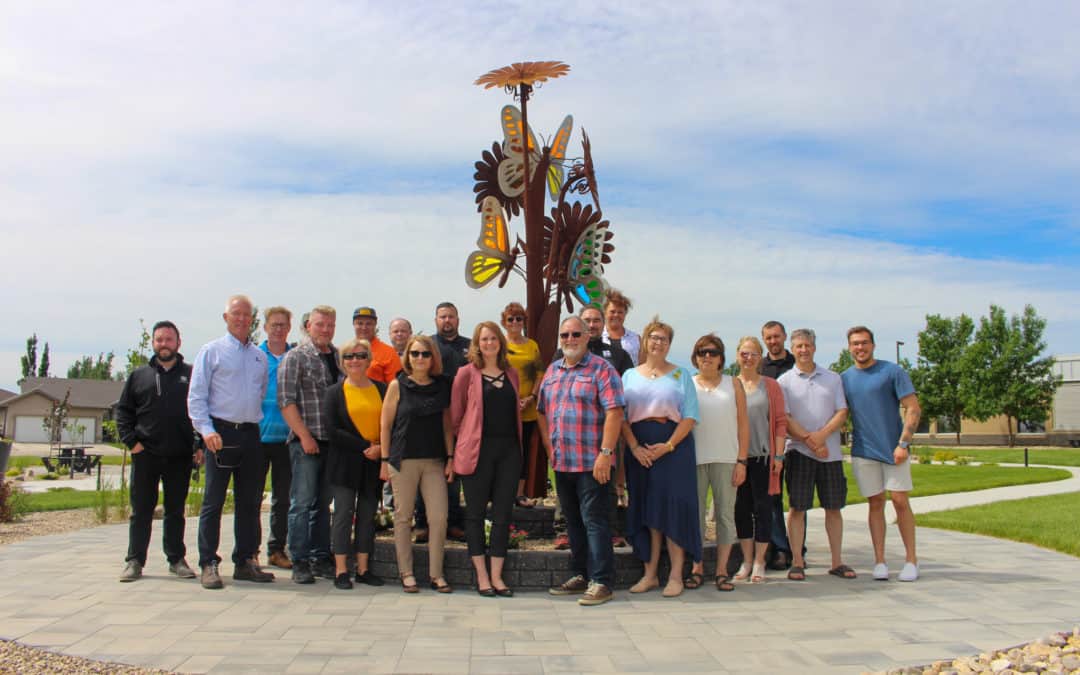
[465,196,518,289]
[498,106,574,201]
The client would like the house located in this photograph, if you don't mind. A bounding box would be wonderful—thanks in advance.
[914,354,1080,446]
[0,378,125,443]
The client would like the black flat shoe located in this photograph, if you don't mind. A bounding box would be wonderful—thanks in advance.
[333,573,353,590]
[354,570,385,586]
[494,586,514,598]
[477,587,496,597]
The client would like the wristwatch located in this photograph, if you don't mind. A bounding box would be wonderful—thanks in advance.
[898,440,910,450]
[600,447,614,457]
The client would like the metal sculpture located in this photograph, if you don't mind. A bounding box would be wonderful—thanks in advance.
[469,61,615,362]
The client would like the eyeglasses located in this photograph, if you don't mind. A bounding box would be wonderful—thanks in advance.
[696,349,722,358]
[267,322,289,330]
[739,351,760,359]
[559,331,583,339]
[409,350,433,358]
[647,334,670,343]
[342,352,370,361]
[506,316,525,323]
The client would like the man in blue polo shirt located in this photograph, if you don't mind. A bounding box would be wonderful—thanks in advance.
[841,325,922,582]
[259,306,294,570]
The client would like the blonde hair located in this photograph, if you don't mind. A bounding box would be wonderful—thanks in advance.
[309,304,336,319]
[638,315,673,364]
[338,338,372,366]
[264,306,292,321]
[737,336,764,374]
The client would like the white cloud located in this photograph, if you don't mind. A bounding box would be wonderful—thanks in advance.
[1,1,1078,389]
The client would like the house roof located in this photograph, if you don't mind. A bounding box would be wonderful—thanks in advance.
[2,377,125,410]
[0,388,16,403]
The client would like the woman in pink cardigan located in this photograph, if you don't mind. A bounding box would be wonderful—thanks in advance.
[733,336,788,583]
[450,321,523,597]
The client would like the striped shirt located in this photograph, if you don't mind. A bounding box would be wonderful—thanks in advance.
[537,351,625,473]
[277,341,339,442]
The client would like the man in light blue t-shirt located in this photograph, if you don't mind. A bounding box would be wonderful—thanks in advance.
[841,326,922,582]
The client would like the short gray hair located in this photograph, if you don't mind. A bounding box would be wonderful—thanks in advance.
[560,315,587,333]
[790,328,816,346]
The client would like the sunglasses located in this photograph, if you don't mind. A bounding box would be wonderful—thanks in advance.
[342,352,370,361]
[409,350,433,358]
[506,316,525,323]
[696,349,722,358]
[559,331,584,339]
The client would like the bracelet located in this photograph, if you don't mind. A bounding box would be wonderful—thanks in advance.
[774,455,785,460]
[380,457,389,463]
[736,458,748,466]
[666,441,675,452]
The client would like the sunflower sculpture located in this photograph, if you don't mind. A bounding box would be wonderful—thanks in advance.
[465,61,616,362]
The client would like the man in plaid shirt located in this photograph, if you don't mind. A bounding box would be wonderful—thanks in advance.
[537,316,625,606]
[278,305,340,584]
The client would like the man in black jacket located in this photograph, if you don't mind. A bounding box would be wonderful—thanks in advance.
[116,320,201,582]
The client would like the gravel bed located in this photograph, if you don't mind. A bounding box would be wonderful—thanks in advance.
[876,627,1080,674]
[0,639,173,674]
[0,509,105,546]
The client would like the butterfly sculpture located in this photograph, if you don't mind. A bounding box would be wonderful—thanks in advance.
[465,196,520,289]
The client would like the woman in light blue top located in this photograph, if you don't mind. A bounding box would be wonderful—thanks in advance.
[620,317,700,598]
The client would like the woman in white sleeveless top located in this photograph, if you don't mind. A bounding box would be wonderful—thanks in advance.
[686,334,748,592]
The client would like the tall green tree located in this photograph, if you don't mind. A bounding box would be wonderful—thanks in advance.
[67,352,116,380]
[19,333,38,383]
[829,349,853,373]
[910,314,974,444]
[963,304,1059,447]
[38,343,51,377]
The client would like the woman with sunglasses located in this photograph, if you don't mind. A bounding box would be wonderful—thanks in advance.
[733,336,787,583]
[322,338,387,590]
[450,321,523,597]
[501,302,545,507]
[379,335,455,593]
[686,334,749,592]
[621,317,701,598]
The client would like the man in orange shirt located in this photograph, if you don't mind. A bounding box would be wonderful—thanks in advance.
[352,307,402,384]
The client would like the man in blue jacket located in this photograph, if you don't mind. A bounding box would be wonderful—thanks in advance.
[116,320,201,582]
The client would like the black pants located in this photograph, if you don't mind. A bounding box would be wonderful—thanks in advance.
[329,472,381,556]
[197,422,263,567]
[258,441,292,555]
[735,457,772,543]
[126,452,192,566]
[461,436,522,557]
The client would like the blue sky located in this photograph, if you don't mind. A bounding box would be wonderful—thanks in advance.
[1,1,1078,390]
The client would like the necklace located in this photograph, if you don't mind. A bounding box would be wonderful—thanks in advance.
[696,374,721,392]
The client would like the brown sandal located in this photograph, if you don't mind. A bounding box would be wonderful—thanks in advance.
[401,575,419,593]
[683,572,704,589]
[430,577,453,593]
[715,575,735,592]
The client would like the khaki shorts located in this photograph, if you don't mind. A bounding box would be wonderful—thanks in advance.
[851,456,913,497]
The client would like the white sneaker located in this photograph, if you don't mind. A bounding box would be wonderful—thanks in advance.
[872,562,889,581]
[898,562,918,582]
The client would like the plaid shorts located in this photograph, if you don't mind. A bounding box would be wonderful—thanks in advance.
[785,451,847,511]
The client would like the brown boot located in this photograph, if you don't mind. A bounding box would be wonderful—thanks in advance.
[267,550,293,569]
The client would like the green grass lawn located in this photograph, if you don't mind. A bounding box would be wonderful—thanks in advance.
[22,488,124,512]
[919,491,1080,558]
[922,447,1080,467]
[7,454,128,471]
[799,463,1070,509]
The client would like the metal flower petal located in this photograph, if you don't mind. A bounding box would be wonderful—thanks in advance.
[474,61,571,89]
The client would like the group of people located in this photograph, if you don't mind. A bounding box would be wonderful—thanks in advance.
[114,289,921,607]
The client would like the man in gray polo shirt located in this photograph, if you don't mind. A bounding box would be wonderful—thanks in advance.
[777,328,854,581]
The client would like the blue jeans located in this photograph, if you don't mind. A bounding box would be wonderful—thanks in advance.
[286,440,331,563]
[197,423,262,567]
[555,470,614,587]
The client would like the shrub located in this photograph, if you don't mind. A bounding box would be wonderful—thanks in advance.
[917,454,932,465]
[933,451,958,463]
[954,456,971,466]
[41,472,59,481]
[5,468,21,477]
[0,480,30,522]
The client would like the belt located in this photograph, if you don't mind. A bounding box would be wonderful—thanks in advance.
[212,417,259,431]
[641,416,674,425]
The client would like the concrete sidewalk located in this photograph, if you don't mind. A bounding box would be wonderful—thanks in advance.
[2,509,1079,673]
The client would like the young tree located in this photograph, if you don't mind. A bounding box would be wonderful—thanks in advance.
[67,352,116,380]
[964,304,1060,447]
[248,305,261,344]
[910,314,974,444]
[124,320,152,377]
[19,333,38,383]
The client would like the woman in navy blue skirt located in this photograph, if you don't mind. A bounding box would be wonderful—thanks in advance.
[621,317,701,598]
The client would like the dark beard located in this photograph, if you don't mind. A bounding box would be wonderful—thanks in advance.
[154,348,176,363]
